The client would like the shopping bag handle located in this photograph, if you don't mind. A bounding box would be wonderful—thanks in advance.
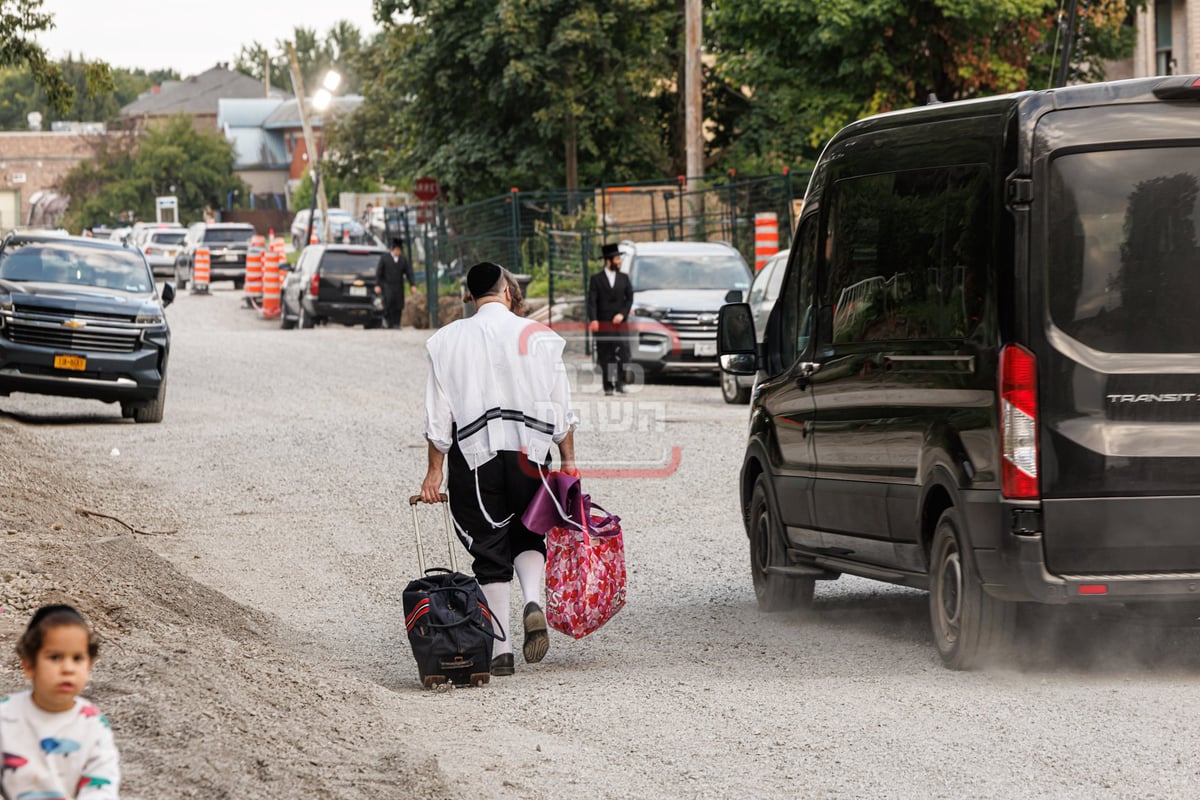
[409,493,448,505]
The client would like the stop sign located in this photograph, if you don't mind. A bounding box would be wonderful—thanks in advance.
[413,177,440,202]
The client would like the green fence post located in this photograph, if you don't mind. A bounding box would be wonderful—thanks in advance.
[677,175,686,240]
[508,187,521,272]
[783,168,795,248]
[727,169,737,247]
[547,232,556,324]
[425,224,438,328]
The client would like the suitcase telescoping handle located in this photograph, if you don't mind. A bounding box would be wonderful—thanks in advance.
[408,493,457,574]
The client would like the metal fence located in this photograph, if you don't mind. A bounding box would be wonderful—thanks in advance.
[382,170,811,327]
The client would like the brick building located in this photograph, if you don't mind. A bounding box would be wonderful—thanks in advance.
[0,130,104,230]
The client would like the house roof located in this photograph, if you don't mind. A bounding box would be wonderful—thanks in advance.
[262,96,364,129]
[122,65,286,116]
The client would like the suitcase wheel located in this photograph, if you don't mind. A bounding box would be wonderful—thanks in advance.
[423,675,452,692]
[470,672,491,687]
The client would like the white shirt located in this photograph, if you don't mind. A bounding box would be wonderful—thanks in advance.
[425,302,578,470]
[605,267,617,287]
[0,691,120,799]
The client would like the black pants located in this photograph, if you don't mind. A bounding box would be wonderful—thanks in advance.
[595,333,628,391]
[382,285,405,328]
[447,442,546,584]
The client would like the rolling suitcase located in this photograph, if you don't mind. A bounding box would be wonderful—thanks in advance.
[403,493,505,688]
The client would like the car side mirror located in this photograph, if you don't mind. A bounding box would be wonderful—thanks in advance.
[717,303,757,375]
[724,289,743,304]
[161,282,175,307]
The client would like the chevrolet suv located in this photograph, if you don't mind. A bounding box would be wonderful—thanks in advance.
[174,222,256,290]
[0,232,173,422]
[622,240,752,380]
[719,74,1200,669]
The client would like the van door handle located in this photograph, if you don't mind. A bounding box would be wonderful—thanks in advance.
[795,361,821,390]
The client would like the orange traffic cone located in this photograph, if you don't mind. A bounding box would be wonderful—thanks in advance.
[261,251,281,318]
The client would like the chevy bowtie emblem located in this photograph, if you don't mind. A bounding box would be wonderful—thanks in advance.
[698,313,717,325]
[62,319,87,329]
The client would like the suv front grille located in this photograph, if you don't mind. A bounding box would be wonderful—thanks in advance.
[3,306,142,353]
[662,310,720,338]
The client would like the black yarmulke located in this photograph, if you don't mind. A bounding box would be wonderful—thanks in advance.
[466,261,503,297]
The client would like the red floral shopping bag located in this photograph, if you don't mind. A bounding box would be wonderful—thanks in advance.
[544,497,626,639]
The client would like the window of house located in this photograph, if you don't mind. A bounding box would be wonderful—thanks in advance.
[1156,0,1174,75]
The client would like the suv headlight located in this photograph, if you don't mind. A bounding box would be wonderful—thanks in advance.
[633,304,667,321]
[136,311,165,325]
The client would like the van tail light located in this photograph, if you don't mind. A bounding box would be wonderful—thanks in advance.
[1000,343,1039,500]
[310,273,320,296]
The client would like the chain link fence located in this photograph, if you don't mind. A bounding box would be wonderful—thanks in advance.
[380,170,811,328]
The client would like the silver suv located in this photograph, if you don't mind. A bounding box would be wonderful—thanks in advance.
[621,240,753,379]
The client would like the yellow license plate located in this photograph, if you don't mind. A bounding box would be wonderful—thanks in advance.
[54,354,87,371]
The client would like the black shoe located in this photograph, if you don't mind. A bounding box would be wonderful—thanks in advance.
[615,385,626,394]
[604,388,614,396]
[523,602,549,664]
[490,653,514,676]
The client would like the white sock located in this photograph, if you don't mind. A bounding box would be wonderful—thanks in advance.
[513,550,545,608]
[479,581,512,655]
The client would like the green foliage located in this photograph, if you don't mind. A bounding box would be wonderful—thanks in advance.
[338,0,679,202]
[0,0,112,114]
[234,21,366,96]
[60,116,248,230]
[291,165,380,210]
[708,0,1140,171]
[0,60,173,130]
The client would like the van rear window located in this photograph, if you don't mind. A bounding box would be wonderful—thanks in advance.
[1048,148,1200,353]
[320,251,380,276]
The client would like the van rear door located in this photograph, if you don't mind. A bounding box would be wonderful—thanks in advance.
[1033,101,1200,573]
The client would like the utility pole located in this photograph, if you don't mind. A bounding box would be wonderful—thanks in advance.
[263,53,270,98]
[1053,0,1081,88]
[685,0,703,230]
[287,44,331,243]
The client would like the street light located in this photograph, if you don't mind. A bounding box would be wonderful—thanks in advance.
[288,49,343,246]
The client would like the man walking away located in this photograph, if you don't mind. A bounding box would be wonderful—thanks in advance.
[587,242,634,394]
[421,262,579,676]
[375,238,417,328]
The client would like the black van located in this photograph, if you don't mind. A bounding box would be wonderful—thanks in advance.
[718,75,1200,669]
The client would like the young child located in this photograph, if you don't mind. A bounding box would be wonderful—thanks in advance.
[1,604,120,799]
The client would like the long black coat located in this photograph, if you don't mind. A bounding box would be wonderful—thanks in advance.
[377,250,415,290]
[587,269,633,324]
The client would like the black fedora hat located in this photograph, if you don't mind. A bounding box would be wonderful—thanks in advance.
[601,242,621,259]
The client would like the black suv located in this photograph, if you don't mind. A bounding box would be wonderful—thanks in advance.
[174,222,256,290]
[0,232,174,422]
[718,75,1200,669]
[280,244,385,329]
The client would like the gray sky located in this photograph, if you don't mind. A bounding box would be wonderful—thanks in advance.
[35,0,381,78]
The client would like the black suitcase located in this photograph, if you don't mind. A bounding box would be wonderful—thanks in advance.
[403,493,505,688]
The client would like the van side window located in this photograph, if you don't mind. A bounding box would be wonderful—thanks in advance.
[822,166,990,343]
[770,218,818,371]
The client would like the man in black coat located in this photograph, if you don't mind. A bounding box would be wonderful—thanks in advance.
[375,238,417,328]
[587,242,634,394]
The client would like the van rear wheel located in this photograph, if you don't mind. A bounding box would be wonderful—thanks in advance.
[721,371,750,404]
[749,476,814,612]
[929,508,1015,669]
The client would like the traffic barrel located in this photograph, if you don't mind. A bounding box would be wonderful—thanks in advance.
[271,236,286,257]
[342,228,350,244]
[250,233,266,250]
[244,247,263,304]
[261,250,282,318]
[754,212,779,271]
[192,247,211,293]
[309,228,319,245]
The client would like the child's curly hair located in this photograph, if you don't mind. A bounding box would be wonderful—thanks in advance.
[16,604,100,665]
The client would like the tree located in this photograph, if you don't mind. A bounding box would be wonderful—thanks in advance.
[707,0,1139,172]
[337,0,678,202]
[0,0,112,114]
[60,116,248,230]
[234,22,365,96]
[0,61,177,130]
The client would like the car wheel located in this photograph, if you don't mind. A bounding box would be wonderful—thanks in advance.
[299,304,314,329]
[280,300,297,329]
[929,507,1016,669]
[721,370,751,404]
[120,403,136,419]
[130,379,166,424]
[748,475,815,612]
[234,279,244,290]
[175,265,188,291]
[293,236,301,251]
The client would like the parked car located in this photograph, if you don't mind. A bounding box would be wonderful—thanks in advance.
[0,231,174,422]
[173,222,256,290]
[721,248,789,404]
[139,227,187,277]
[718,74,1200,669]
[280,243,385,329]
[619,240,753,381]
[290,208,366,249]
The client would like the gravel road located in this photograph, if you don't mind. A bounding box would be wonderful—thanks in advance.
[3,282,1200,798]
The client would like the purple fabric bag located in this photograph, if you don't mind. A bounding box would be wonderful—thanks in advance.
[521,471,584,535]
[522,471,622,537]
